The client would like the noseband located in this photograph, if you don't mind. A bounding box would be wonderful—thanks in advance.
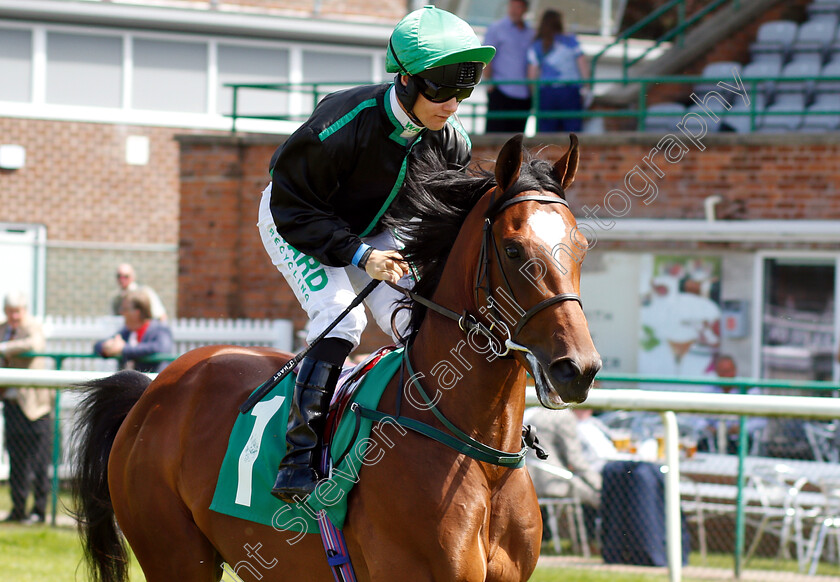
[390,189,583,359]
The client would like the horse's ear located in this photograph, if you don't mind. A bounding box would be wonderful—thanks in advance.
[495,134,524,192]
[552,133,580,191]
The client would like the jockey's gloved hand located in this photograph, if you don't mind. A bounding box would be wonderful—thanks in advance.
[364,249,408,284]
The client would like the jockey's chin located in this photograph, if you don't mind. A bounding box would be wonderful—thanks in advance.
[413,96,459,132]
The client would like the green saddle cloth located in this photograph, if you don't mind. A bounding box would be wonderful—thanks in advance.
[209,348,403,532]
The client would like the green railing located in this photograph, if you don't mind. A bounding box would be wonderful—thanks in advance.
[226,75,840,133]
[589,0,741,82]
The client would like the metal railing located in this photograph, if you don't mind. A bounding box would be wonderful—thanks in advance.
[3,365,838,581]
[226,74,840,133]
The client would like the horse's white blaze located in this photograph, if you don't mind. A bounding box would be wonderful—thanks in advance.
[527,209,568,251]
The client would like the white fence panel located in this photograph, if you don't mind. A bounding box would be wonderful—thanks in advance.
[38,315,294,371]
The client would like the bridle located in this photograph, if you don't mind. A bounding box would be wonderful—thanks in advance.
[390,187,583,359]
[352,187,586,468]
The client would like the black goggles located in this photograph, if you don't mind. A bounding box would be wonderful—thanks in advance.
[413,61,484,103]
[414,76,475,103]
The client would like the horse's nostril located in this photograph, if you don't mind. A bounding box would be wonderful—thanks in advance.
[549,358,581,384]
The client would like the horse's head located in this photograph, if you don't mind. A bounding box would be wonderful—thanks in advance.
[479,134,601,407]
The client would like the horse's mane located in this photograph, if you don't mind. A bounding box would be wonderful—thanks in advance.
[383,145,566,336]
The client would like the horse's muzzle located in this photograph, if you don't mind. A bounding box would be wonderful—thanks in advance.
[547,355,601,404]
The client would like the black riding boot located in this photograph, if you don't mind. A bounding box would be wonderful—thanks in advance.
[271,356,342,503]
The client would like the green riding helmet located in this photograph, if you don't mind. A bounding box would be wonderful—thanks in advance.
[387,6,496,116]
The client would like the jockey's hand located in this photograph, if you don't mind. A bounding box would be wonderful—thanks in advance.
[365,249,408,284]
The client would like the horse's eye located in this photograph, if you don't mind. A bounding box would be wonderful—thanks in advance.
[505,246,520,259]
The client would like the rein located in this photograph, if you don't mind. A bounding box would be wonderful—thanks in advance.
[352,190,583,469]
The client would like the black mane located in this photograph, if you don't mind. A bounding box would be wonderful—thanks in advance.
[382,145,566,336]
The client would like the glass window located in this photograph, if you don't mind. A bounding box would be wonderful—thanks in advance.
[301,51,373,111]
[46,32,122,107]
[133,38,207,113]
[761,258,835,382]
[0,28,32,102]
[217,44,290,118]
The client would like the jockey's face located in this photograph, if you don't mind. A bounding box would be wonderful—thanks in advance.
[399,75,460,131]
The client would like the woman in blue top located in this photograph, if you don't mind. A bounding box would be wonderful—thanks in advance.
[527,9,589,133]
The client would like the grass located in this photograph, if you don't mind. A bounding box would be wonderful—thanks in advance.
[3,489,839,581]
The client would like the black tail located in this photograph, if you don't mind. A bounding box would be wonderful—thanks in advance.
[71,370,151,582]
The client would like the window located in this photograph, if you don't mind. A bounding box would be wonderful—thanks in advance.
[46,32,122,108]
[217,44,290,117]
[0,28,32,102]
[760,258,836,382]
[133,38,207,112]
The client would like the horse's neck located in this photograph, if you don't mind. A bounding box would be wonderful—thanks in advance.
[410,312,527,453]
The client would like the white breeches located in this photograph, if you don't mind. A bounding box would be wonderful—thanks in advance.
[257,184,412,350]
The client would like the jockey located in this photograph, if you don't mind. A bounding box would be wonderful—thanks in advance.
[258,5,495,503]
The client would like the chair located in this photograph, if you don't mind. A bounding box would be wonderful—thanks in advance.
[750,21,799,63]
[790,17,838,65]
[694,61,742,97]
[527,458,590,557]
[643,102,686,133]
[758,93,806,132]
[801,93,840,130]
[808,0,840,18]
[741,60,783,102]
[743,463,811,568]
[805,478,840,574]
[803,421,840,462]
[720,93,767,132]
[679,475,708,562]
[776,59,822,99]
[817,58,840,94]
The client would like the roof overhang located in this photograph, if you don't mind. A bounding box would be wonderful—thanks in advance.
[578,219,840,244]
[0,0,394,46]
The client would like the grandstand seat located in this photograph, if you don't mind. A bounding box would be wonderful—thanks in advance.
[694,61,743,105]
[643,102,686,132]
[741,60,782,102]
[776,59,822,98]
[817,58,840,93]
[801,94,840,131]
[686,100,728,133]
[758,94,806,132]
[750,21,799,64]
[807,0,840,18]
[790,16,838,64]
[720,93,767,133]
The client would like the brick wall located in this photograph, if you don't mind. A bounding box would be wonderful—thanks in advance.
[0,118,197,316]
[177,131,840,355]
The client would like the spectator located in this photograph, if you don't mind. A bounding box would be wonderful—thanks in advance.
[524,407,603,523]
[526,9,589,133]
[484,0,533,133]
[0,291,53,524]
[112,263,167,322]
[95,290,174,373]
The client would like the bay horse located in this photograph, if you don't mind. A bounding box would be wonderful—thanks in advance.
[72,134,601,582]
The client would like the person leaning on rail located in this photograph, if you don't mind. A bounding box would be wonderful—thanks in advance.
[0,291,53,524]
[256,5,495,503]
